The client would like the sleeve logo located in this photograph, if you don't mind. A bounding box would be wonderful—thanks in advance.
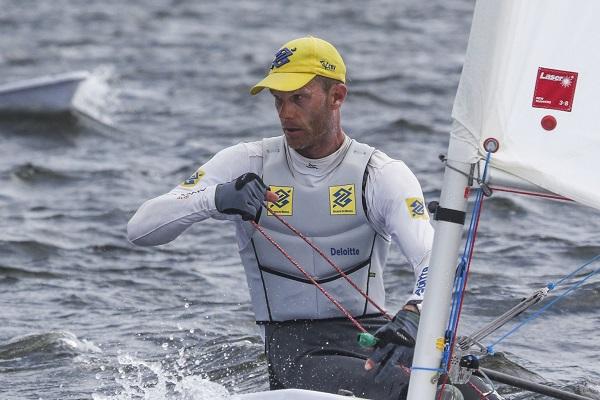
[329,184,356,215]
[267,186,294,216]
[179,169,205,188]
[405,197,428,220]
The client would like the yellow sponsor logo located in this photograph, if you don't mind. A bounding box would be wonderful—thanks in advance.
[267,186,293,216]
[435,337,445,351]
[329,184,356,215]
[405,197,428,220]
[179,169,205,188]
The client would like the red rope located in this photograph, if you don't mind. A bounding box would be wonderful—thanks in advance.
[251,220,368,333]
[265,203,392,320]
[489,186,571,201]
[467,380,491,400]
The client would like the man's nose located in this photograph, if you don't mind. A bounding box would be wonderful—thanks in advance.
[278,100,294,119]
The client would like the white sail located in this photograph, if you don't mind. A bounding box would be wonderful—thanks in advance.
[451,0,600,210]
[409,1,600,399]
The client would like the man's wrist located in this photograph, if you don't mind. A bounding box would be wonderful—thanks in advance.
[402,299,422,314]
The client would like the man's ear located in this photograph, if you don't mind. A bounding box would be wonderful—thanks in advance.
[330,83,347,110]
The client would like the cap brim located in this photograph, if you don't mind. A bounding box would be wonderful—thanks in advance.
[250,72,316,95]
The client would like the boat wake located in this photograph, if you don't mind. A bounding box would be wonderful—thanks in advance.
[72,66,118,127]
[92,354,231,400]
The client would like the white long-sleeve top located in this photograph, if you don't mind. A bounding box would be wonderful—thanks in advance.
[127,135,434,303]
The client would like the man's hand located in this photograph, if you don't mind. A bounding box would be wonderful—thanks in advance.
[364,309,420,383]
[215,173,278,221]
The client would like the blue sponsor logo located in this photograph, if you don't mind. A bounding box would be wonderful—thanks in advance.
[271,47,296,69]
[330,247,360,256]
[410,199,425,217]
[414,267,428,296]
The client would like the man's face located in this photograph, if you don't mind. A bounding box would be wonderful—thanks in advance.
[270,79,334,153]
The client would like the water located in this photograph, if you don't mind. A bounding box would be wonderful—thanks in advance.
[1,0,599,399]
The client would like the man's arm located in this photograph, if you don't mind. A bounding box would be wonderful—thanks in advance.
[127,142,263,246]
[364,153,433,374]
[366,152,434,308]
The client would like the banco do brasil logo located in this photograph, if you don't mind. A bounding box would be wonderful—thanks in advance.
[267,186,294,216]
[271,47,296,69]
[329,184,356,215]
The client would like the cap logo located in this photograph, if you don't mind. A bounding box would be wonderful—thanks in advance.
[271,47,297,69]
[320,59,336,71]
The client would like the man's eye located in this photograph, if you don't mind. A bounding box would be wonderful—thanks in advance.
[293,95,303,102]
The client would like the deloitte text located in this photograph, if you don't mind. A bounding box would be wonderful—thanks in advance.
[330,247,360,256]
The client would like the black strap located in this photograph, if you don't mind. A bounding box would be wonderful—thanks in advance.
[259,259,371,284]
[434,206,466,225]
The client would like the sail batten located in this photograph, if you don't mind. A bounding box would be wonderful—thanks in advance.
[451,0,600,210]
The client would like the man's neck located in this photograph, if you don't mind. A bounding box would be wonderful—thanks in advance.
[286,135,351,179]
[295,129,346,159]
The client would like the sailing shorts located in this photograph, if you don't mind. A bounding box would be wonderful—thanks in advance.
[263,315,503,400]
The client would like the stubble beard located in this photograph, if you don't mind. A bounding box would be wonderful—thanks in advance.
[286,108,335,157]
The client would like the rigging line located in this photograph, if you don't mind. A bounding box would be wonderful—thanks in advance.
[487,259,600,350]
[460,287,549,349]
[443,150,493,370]
[250,220,369,334]
[437,185,489,400]
[445,188,486,369]
[489,186,571,202]
[552,253,600,287]
[262,202,392,320]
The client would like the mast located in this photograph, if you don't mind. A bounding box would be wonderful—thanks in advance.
[406,132,473,400]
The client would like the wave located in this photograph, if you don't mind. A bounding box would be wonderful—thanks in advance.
[0,331,101,361]
[10,162,70,183]
[0,264,60,280]
[0,239,60,259]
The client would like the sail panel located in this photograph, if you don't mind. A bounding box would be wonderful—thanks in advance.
[451,0,600,210]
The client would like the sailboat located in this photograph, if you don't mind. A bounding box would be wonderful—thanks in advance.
[0,71,89,112]
[235,0,600,399]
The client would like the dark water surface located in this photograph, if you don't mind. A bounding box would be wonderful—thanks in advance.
[1,1,599,399]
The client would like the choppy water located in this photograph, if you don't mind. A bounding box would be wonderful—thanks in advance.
[1,1,599,399]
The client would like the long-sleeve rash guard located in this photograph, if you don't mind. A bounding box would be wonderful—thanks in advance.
[127,136,434,304]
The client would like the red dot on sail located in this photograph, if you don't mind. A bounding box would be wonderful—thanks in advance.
[541,115,557,131]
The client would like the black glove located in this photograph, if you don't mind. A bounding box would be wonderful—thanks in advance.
[368,309,419,383]
[215,173,268,221]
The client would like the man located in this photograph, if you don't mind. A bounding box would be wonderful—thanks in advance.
[127,36,498,400]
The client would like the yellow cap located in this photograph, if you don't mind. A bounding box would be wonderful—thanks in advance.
[250,36,346,95]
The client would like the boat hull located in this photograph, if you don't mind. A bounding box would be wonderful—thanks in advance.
[232,389,367,399]
[0,71,89,112]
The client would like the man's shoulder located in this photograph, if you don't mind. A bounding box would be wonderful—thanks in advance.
[368,149,407,171]
[260,135,286,154]
[365,149,421,195]
[218,137,281,159]
[345,137,411,174]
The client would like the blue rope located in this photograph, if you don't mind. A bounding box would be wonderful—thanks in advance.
[487,254,600,351]
[441,152,492,369]
[411,366,446,373]
[552,253,600,288]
